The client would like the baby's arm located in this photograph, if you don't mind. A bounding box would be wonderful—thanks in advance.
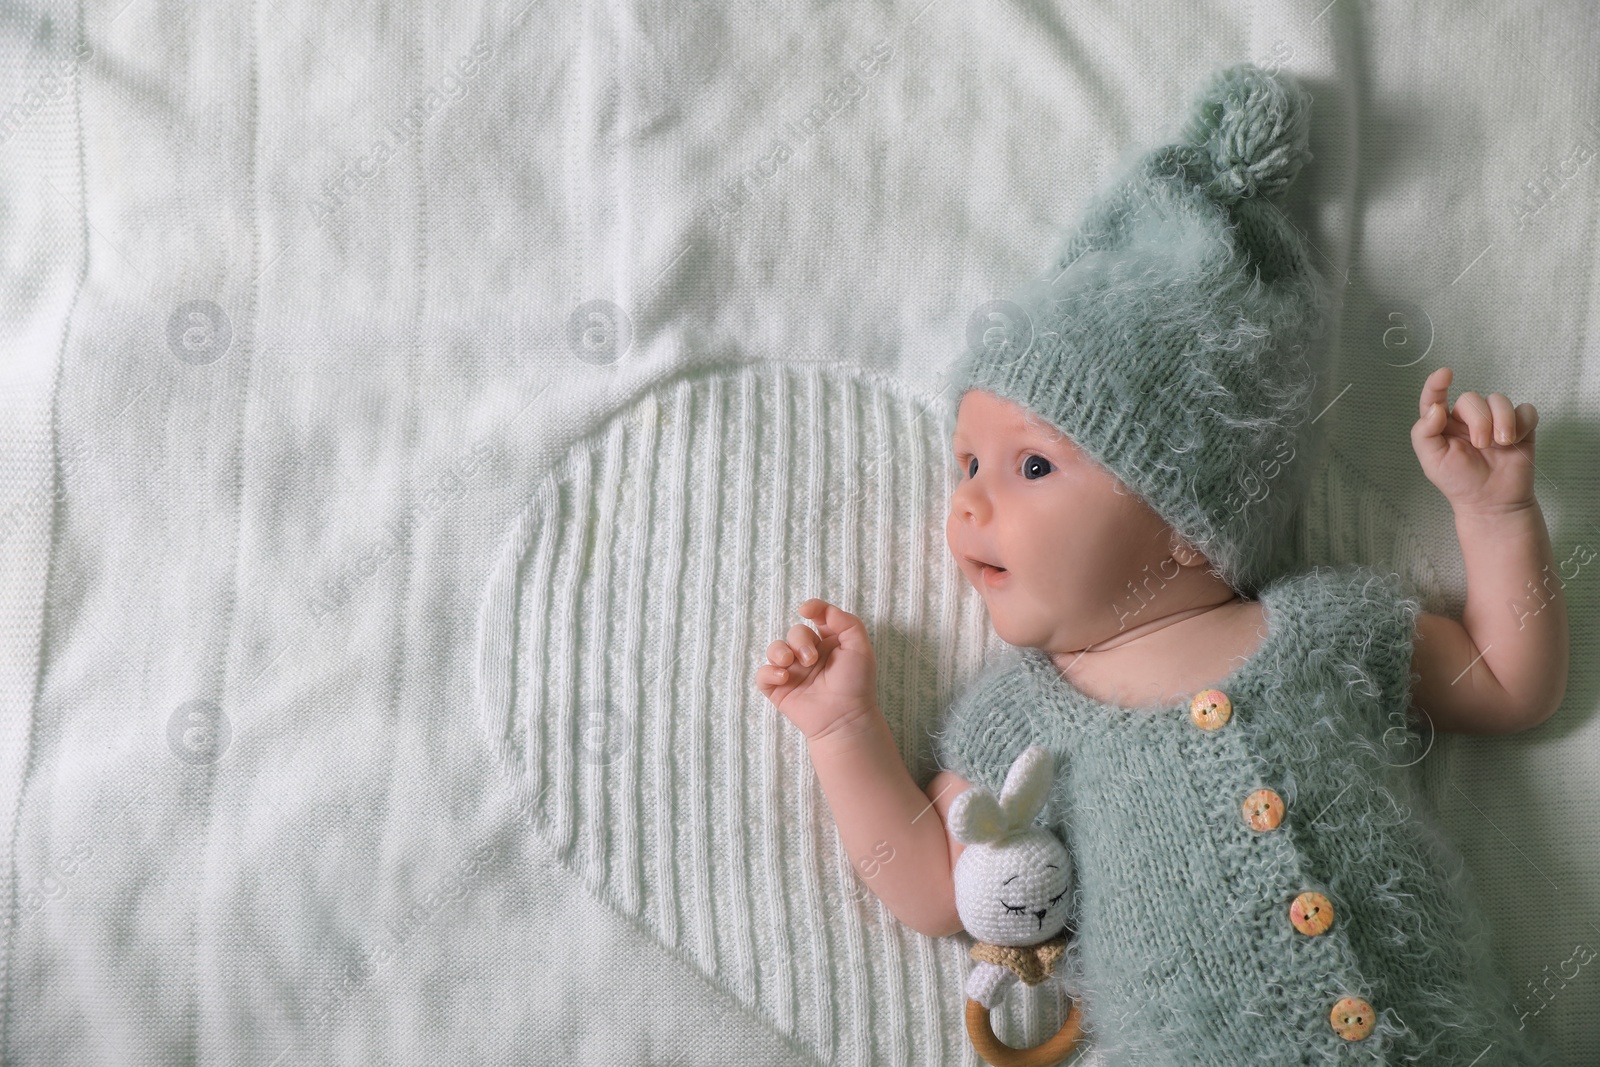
[1408,367,1570,734]
[807,723,970,937]
[757,600,970,937]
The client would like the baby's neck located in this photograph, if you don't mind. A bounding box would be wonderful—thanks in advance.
[1081,595,1241,654]
[1048,594,1264,709]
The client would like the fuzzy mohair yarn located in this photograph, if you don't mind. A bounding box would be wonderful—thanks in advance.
[945,63,1333,597]
[935,565,1562,1065]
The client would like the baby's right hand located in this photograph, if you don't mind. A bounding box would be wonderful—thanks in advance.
[756,599,879,741]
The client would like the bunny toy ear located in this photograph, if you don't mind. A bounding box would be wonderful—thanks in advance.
[997,746,1054,832]
[947,787,1008,847]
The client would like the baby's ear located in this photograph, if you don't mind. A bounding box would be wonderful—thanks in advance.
[1167,529,1207,568]
[948,787,1007,846]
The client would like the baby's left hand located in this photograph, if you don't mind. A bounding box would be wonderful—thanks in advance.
[1410,366,1539,515]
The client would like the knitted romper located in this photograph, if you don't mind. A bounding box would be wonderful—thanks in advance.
[934,563,1561,1066]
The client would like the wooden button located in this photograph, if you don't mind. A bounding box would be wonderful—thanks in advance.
[1242,788,1284,831]
[1290,891,1334,936]
[1330,996,1376,1040]
[1188,688,1232,730]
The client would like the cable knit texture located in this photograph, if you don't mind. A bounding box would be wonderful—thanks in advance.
[932,564,1561,1066]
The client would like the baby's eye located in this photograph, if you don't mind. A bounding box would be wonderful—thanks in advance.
[1023,454,1053,480]
[999,899,1026,915]
[966,456,978,480]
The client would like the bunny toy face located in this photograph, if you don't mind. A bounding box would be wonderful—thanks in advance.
[953,831,1072,944]
[946,745,1075,947]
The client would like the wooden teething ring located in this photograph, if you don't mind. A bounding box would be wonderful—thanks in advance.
[965,994,1084,1067]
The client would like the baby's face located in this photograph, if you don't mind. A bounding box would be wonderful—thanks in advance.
[946,389,1180,654]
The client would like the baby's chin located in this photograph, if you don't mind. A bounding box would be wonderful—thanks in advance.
[982,605,1041,650]
[966,572,1057,646]
[981,600,1073,654]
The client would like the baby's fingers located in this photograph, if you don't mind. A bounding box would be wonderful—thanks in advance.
[768,639,800,671]
[1488,395,1538,446]
[1486,393,1517,444]
[1412,396,1451,461]
[757,656,794,690]
[762,630,820,687]
[1418,366,1453,419]
[785,624,820,666]
[1515,402,1539,442]
[797,598,871,654]
[1453,390,1493,448]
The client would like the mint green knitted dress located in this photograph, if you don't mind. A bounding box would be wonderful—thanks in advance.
[934,564,1560,1066]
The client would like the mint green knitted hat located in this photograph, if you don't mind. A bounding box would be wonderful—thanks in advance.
[948,63,1332,597]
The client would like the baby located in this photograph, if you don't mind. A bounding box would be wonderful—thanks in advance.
[755,65,1568,1064]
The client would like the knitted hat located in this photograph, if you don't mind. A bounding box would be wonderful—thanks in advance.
[947,63,1332,597]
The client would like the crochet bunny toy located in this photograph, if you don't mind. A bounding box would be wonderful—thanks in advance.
[949,746,1084,1066]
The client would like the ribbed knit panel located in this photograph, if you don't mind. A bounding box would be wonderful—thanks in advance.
[473,362,1033,1066]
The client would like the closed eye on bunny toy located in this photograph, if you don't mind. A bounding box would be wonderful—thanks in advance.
[998,866,1068,914]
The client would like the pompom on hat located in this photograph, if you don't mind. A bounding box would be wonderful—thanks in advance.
[946,63,1333,597]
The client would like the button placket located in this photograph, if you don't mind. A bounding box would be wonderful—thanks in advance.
[1193,687,1378,1042]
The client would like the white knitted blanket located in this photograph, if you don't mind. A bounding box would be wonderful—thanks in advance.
[2,2,1596,1065]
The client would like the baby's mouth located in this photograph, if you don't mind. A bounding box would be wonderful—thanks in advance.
[968,557,1009,583]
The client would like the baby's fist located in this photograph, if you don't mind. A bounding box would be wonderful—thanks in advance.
[1411,366,1539,515]
[756,598,879,742]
